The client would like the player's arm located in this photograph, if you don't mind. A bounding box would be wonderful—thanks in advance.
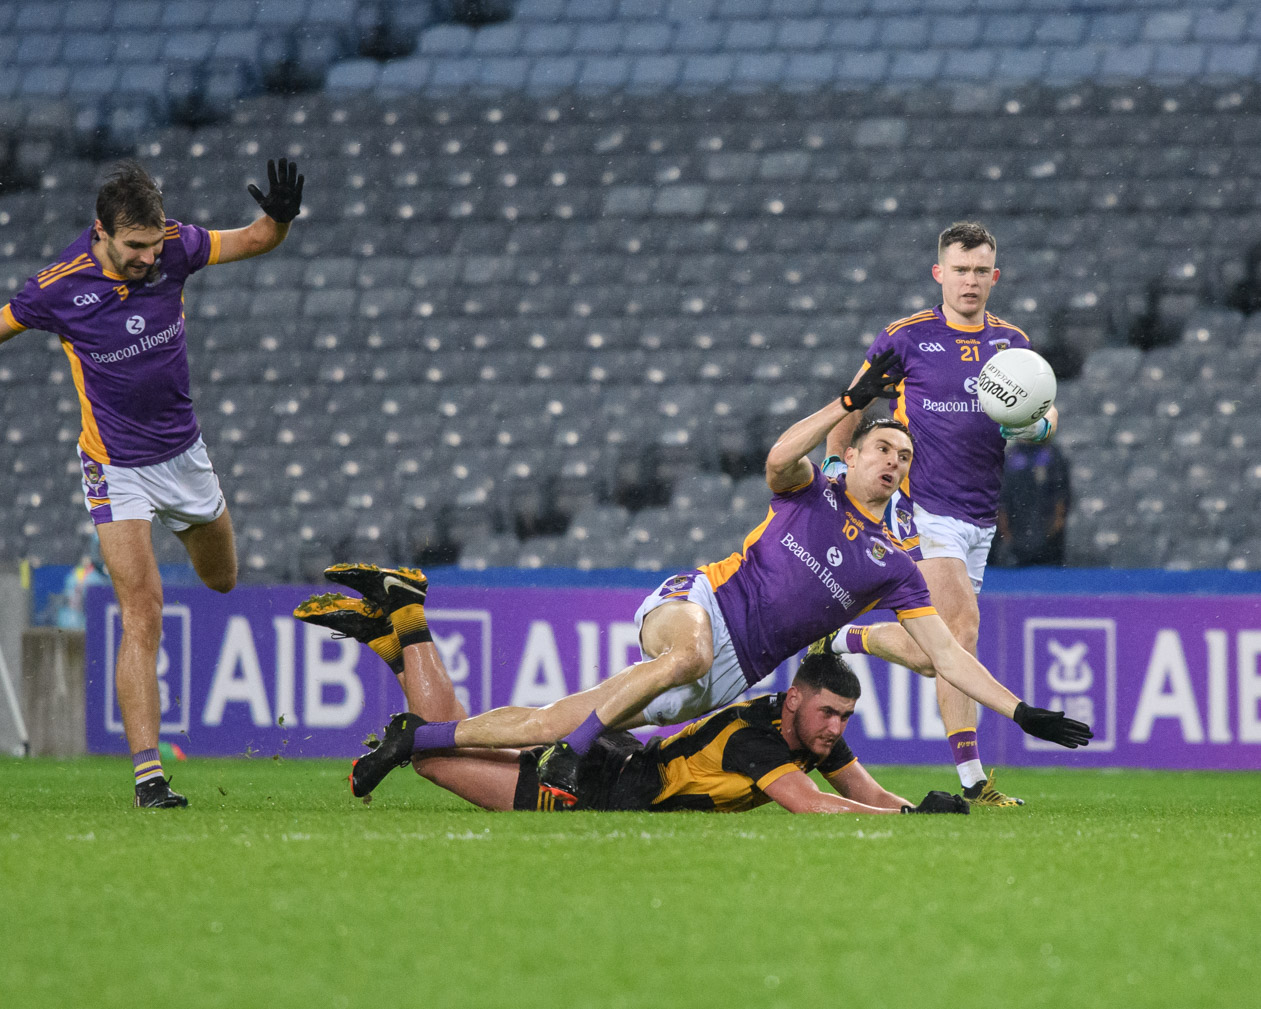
[765,348,901,493]
[214,158,304,264]
[824,759,910,811]
[763,768,902,814]
[0,305,24,347]
[824,361,871,460]
[901,613,1092,748]
[902,613,1019,716]
[765,398,850,493]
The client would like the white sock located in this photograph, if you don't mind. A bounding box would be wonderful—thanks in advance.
[832,624,859,654]
[957,759,986,789]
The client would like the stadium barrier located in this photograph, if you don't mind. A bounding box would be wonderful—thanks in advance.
[80,572,1261,770]
[22,628,85,757]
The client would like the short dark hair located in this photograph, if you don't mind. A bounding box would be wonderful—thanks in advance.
[850,416,913,449]
[96,161,165,236]
[938,221,996,259]
[793,652,861,701]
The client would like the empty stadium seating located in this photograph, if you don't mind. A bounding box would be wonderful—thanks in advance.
[3,1,1261,575]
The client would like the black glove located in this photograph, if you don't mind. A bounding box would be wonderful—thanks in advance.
[901,790,970,814]
[1013,701,1093,749]
[841,349,902,412]
[247,158,304,224]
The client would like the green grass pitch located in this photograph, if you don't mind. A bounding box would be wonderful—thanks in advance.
[2,758,1257,1009]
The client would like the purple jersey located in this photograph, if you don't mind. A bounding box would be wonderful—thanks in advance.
[864,306,1032,526]
[700,465,935,685]
[2,220,219,467]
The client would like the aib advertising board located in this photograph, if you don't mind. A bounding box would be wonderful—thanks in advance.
[84,584,1261,769]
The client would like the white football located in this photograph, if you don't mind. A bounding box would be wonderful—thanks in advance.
[976,348,1057,428]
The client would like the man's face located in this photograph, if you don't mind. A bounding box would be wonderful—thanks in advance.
[932,241,998,324]
[843,427,913,506]
[787,686,856,758]
[95,220,165,283]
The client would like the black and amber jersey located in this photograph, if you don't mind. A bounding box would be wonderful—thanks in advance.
[621,694,856,813]
[513,696,858,814]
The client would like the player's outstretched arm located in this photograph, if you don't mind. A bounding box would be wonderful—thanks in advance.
[763,769,902,814]
[765,349,902,493]
[215,158,304,263]
[765,397,850,493]
[901,613,1092,748]
[825,760,910,811]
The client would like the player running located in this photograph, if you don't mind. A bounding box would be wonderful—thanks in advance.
[822,221,1061,806]
[296,366,1089,804]
[0,158,303,807]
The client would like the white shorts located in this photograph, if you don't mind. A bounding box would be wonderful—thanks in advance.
[79,437,226,533]
[912,504,996,595]
[633,571,749,726]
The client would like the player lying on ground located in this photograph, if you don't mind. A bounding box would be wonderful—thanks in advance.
[294,587,967,815]
[296,402,1090,804]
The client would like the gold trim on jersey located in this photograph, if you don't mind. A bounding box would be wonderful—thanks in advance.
[701,506,777,592]
[36,254,94,289]
[754,762,801,793]
[1,303,25,332]
[843,490,883,526]
[896,606,936,620]
[885,309,936,336]
[207,229,222,265]
[985,312,1029,340]
[60,339,110,464]
[944,318,984,332]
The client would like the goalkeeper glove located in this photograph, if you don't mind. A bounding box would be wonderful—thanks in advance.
[902,791,970,814]
[1013,701,1093,748]
[841,349,901,412]
[248,158,304,224]
[1000,417,1051,443]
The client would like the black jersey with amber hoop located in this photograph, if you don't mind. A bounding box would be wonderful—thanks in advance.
[611,694,856,813]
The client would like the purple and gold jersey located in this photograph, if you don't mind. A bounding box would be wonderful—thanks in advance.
[864,306,1031,526]
[700,465,935,685]
[2,220,220,467]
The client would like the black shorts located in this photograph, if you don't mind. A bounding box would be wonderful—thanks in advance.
[512,732,646,812]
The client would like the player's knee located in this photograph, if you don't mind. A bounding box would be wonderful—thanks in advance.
[663,644,711,689]
[120,593,164,647]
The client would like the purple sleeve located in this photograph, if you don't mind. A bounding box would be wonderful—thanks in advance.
[883,559,936,617]
[174,221,215,274]
[5,274,56,332]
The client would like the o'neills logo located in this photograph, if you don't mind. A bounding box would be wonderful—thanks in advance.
[977,370,1024,407]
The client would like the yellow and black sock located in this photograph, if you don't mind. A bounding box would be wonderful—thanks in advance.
[368,631,404,674]
[389,604,431,648]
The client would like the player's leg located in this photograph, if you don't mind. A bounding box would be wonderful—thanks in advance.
[96,519,185,807]
[411,749,523,811]
[918,555,994,791]
[826,621,935,676]
[401,638,468,722]
[442,600,713,749]
[294,591,420,706]
[175,509,237,594]
[919,514,1022,805]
